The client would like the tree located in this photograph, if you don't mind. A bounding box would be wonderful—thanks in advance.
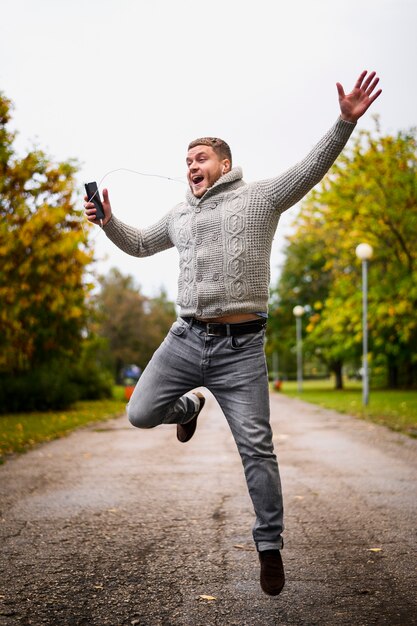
[0,92,95,409]
[267,215,334,381]
[269,120,417,389]
[94,268,176,379]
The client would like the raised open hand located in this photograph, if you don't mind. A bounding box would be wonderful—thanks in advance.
[337,70,382,123]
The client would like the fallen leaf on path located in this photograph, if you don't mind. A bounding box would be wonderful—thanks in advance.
[274,434,289,441]
[368,548,382,552]
[107,508,119,513]
[233,544,255,551]
[198,595,216,601]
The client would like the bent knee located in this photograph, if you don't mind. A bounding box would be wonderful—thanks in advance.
[127,403,157,429]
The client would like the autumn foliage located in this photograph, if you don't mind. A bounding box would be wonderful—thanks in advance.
[0,92,180,411]
[0,93,99,410]
[268,120,417,389]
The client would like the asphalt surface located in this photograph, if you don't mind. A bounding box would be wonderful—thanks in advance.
[1,392,416,626]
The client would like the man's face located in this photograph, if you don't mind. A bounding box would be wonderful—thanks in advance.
[186,145,230,198]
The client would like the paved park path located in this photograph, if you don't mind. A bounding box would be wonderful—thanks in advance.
[1,392,416,626]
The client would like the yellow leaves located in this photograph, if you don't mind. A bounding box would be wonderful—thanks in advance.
[368,548,382,553]
[198,595,217,602]
[18,226,35,249]
[68,306,83,319]
[0,93,98,372]
[306,312,321,334]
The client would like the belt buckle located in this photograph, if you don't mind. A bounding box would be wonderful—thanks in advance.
[206,323,221,336]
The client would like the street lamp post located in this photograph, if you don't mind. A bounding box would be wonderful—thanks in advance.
[293,305,305,393]
[355,243,373,406]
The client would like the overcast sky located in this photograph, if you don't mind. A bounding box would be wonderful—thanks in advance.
[1,0,416,301]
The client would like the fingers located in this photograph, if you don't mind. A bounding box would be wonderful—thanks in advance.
[360,71,381,105]
[355,70,368,89]
[102,188,110,205]
[83,195,99,222]
[355,70,380,96]
[368,88,382,105]
[336,82,345,99]
[366,75,380,95]
[361,70,376,91]
[84,202,98,222]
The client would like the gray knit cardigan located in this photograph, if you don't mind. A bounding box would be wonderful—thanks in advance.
[103,117,355,318]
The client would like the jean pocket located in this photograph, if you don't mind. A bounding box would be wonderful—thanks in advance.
[169,319,188,337]
[229,329,265,351]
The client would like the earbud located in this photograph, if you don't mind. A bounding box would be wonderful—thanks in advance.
[222,167,226,175]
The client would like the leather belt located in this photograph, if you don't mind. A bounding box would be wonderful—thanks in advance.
[181,316,266,337]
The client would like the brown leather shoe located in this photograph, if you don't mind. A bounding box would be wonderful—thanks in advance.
[259,550,285,596]
[176,392,205,443]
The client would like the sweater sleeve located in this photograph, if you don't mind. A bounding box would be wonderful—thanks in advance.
[102,211,174,258]
[256,117,356,213]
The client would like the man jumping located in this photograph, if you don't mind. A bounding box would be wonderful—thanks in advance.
[84,70,381,596]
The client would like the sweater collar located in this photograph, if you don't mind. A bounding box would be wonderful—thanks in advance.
[185,167,244,205]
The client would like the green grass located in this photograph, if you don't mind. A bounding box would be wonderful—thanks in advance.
[0,389,127,462]
[278,379,417,437]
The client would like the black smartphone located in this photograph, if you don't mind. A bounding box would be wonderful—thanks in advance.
[84,181,105,220]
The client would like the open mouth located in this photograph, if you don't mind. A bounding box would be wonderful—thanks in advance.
[192,175,204,185]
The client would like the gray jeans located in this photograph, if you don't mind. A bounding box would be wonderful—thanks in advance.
[127,317,284,551]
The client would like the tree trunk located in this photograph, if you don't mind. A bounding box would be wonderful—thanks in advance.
[332,361,344,390]
[404,359,416,389]
[387,360,399,389]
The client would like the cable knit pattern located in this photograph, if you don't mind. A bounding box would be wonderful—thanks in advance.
[174,206,195,308]
[224,192,248,301]
[103,117,355,318]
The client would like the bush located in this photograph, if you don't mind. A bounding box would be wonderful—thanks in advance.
[68,338,114,401]
[69,361,113,400]
[0,357,113,413]
[0,365,79,413]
